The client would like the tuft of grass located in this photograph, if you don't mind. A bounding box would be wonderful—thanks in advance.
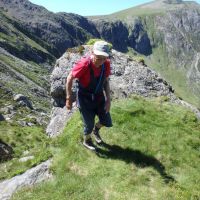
[12,96,200,200]
[86,38,113,50]
[134,56,145,65]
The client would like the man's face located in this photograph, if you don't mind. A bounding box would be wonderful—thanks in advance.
[93,54,107,67]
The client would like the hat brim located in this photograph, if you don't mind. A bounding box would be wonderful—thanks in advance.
[93,50,109,57]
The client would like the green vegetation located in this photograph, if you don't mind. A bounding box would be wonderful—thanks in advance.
[12,96,200,200]
[0,54,49,89]
[0,85,51,179]
[0,56,51,112]
[134,56,145,65]
[92,1,197,21]
[66,45,85,55]
[0,121,52,180]
[0,11,53,55]
[86,38,113,50]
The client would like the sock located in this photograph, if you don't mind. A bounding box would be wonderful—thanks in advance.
[94,125,100,133]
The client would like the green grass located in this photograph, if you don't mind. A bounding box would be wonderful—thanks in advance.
[0,122,52,180]
[0,54,49,89]
[0,12,49,54]
[0,85,52,179]
[12,96,200,200]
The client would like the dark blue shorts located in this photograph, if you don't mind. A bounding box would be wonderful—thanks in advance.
[78,93,112,135]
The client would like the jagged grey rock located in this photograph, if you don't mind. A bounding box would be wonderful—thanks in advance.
[46,104,77,137]
[0,160,52,200]
[0,113,5,121]
[13,94,33,109]
[0,141,13,161]
[19,156,34,162]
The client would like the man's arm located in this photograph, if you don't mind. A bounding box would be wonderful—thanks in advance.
[104,77,111,113]
[66,71,74,110]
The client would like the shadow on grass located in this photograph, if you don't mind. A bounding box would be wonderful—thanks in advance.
[96,142,175,184]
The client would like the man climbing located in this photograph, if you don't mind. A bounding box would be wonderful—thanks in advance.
[66,40,112,151]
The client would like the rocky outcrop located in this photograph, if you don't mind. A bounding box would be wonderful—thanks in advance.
[48,45,200,136]
[91,18,152,55]
[127,19,152,55]
[93,20,129,52]
[0,114,5,121]
[47,46,176,136]
[0,160,52,200]
[109,50,175,99]
[14,94,33,109]
[0,141,13,161]
[156,8,200,67]
[46,105,77,137]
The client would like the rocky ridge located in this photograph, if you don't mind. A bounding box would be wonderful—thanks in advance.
[47,46,200,137]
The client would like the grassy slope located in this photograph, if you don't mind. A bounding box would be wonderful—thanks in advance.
[142,15,200,108]
[12,96,200,200]
[145,47,200,107]
[0,9,54,90]
[0,122,52,179]
[0,87,52,180]
[0,9,52,110]
[0,9,55,57]
[89,1,198,21]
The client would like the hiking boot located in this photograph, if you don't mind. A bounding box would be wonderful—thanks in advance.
[93,127,102,144]
[83,135,96,151]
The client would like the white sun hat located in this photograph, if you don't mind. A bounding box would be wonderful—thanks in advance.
[93,41,110,57]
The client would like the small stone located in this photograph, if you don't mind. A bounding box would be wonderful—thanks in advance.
[19,156,34,162]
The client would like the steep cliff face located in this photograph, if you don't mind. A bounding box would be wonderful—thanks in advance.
[153,8,200,104]
[91,18,152,55]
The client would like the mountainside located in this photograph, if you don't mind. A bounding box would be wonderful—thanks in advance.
[0,0,99,57]
[0,9,52,119]
[0,0,99,117]
[88,0,200,107]
[0,1,200,198]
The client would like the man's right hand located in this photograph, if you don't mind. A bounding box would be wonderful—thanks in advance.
[66,97,72,110]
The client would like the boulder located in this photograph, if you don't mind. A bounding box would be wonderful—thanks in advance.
[0,160,52,200]
[13,94,33,109]
[0,113,5,121]
[0,141,13,162]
